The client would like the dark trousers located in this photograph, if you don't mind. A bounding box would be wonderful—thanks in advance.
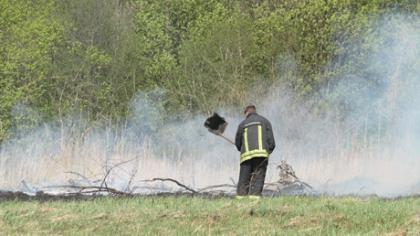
[237,157,268,196]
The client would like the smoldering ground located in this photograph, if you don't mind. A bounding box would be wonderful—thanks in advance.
[0,15,419,197]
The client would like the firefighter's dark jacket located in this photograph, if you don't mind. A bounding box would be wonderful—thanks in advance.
[235,112,275,163]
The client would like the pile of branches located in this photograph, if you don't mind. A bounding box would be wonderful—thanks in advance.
[14,160,314,199]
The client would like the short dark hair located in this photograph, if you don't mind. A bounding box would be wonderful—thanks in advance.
[244,105,256,114]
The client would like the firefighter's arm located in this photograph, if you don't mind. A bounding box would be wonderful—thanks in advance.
[266,120,276,153]
[235,124,242,151]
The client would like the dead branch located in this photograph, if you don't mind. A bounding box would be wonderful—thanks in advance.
[124,155,140,193]
[198,184,236,192]
[99,158,137,190]
[297,181,313,190]
[230,177,236,185]
[21,180,36,193]
[64,171,92,183]
[143,178,198,194]
[45,184,128,195]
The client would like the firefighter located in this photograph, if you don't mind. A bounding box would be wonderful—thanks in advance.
[235,105,275,198]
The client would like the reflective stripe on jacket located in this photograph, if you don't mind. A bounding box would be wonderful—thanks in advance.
[235,113,275,163]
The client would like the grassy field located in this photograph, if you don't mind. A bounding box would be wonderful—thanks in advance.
[0,196,419,235]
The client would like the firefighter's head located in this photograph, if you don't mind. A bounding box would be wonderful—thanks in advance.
[244,105,256,117]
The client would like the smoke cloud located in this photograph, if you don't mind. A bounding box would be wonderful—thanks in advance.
[0,15,419,197]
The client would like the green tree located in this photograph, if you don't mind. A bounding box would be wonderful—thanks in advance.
[0,0,65,140]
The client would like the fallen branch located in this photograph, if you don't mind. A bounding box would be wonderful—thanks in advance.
[99,158,137,190]
[125,155,140,193]
[198,184,236,192]
[43,184,128,195]
[143,178,198,194]
[276,179,314,190]
[64,171,91,183]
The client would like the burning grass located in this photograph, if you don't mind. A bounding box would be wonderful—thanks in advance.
[0,196,418,235]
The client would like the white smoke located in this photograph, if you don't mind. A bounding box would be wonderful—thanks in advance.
[262,15,420,196]
[0,15,419,197]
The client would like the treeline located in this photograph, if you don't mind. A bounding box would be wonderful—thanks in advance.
[0,0,419,141]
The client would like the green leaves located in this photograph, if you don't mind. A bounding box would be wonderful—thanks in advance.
[0,0,65,140]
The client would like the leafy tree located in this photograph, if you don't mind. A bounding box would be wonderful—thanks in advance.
[0,0,419,141]
[0,0,65,140]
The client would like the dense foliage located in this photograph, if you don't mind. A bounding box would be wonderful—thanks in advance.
[0,0,419,141]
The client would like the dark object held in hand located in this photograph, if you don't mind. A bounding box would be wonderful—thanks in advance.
[204,113,228,135]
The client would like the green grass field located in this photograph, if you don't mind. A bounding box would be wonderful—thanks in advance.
[0,196,419,235]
